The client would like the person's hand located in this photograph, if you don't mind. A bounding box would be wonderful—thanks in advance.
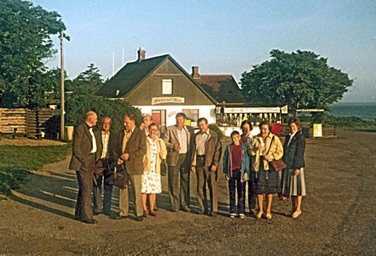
[264,154,271,161]
[191,166,196,173]
[121,153,129,161]
[174,143,181,151]
[117,158,123,165]
[294,169,300,176]
[243,173,248,181]
[211,165,217,172]
[225,174,229,180]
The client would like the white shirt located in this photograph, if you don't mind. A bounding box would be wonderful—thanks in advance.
[89,127,97,154]
[177,127,188,154]
[196,129,209,155]
[101,131,110,159]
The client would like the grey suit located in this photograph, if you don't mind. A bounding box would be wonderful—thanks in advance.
[191,129,222,213]
[69,123,100,222]
[164,125,195,210]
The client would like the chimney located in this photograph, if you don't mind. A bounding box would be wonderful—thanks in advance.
[137,47,146,62]
[192,66,200,79]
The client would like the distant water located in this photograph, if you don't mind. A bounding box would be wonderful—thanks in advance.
[328,102,376,120]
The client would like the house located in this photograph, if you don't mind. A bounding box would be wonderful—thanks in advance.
[95,49,217,132]
[96,48,286,136]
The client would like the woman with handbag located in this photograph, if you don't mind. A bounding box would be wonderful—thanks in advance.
[142,123,167,217]
[249,121,283,220]
[281,118,306,218]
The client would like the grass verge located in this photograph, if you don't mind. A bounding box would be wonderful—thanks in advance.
[0,144,71,195]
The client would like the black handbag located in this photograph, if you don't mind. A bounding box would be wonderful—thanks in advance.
[108,163,128,189]
[160,159,168,176]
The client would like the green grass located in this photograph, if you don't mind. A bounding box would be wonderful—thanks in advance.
[0,144,71,195]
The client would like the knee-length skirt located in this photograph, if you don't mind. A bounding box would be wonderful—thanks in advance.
[281,168,306,196]
[254,163,281,194]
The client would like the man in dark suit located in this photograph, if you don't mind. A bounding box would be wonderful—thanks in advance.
[191,117,222,216]
[163,112,195,212]
[69,111,100,224]
[93,116,114,216]
[113,113,146,221]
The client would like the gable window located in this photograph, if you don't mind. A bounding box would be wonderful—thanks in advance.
[162,79,172,95]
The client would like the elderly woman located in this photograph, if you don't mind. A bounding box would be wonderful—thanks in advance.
[281,118,306,218]
[249,121,283,220]
[142,123,167,217]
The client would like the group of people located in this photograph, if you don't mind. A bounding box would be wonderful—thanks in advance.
[69,111,306,224]
[223,119,306,221]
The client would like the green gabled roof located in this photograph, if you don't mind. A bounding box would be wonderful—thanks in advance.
[96,54,170,98]
[95,54,217,104]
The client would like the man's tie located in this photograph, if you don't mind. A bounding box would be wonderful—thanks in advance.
[121,130,132,153]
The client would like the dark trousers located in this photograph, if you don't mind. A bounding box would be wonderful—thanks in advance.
[75,157,95,221]
[245,172,257,211]
[168,153,190,210]
[229,169,245,214]
[196,156,218,213]
[93,158,113,215]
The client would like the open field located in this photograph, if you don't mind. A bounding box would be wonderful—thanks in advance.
[0,129,375,255]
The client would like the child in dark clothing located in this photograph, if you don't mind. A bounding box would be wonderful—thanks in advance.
[223,131,250,218]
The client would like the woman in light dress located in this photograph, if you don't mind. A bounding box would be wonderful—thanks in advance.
[142,123,167,217]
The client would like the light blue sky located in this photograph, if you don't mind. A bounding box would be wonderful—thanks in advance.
[32,0,376,102]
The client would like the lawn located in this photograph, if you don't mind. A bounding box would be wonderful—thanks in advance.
[0,144,71,195]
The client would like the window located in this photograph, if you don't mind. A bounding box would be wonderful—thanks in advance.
[182,109,199,127]
[162,79,172,94]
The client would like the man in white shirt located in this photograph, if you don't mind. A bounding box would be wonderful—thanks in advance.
[164,113,195,212]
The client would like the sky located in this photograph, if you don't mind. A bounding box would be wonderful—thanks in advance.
[31,0,376,103]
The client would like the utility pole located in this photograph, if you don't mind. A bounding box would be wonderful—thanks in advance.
[60,31,65,140]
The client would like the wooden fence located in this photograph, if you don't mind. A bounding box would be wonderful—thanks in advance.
[0,108,58,139]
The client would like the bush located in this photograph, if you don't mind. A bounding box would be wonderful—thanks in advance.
[209,123,225,139]
[0,168,30,195]
[65,94,143,130]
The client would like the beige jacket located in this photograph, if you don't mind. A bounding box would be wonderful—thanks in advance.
[248,133,283,172]
[143,137,167,174]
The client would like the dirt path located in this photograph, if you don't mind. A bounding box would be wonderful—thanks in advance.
[0,130,375,255]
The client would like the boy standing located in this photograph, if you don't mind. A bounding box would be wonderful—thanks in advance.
[223,131,250,218]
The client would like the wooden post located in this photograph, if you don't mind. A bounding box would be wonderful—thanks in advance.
[60,31,65,140]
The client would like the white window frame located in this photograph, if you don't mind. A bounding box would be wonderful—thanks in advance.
[162,79,172,95]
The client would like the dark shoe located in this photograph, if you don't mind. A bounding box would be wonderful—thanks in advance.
[143,210,149,218]
[136,216,143,221]
[112,215,128,220]
[181,206,191,212]
[93,211,102,216]
[210,211,217,217]
[249,209,257,216]
[104,211,112,216]
[149,210,158,217]
[171,208,179,212]
[82,218,97,224]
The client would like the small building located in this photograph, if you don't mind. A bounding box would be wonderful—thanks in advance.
[96,48,287,136]
[96,49,217,133]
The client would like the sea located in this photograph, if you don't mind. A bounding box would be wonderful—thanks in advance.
[328,102,376,120]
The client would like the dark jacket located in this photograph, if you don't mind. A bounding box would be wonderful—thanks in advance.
[69,123,101,172]
[282,131,306,170]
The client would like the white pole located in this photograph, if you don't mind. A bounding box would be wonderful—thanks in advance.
[122,48,125,66]
[60,31,65,140]
[112,52,115,77]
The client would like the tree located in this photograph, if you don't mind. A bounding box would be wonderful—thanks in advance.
[240,50,353,115]
[68,64,103,95]
[0,0,67,108]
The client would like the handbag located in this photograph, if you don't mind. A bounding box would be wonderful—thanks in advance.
[270,159,287,172]
[108,163,128,189]
[160,159,168,176]
[266,135,286,172]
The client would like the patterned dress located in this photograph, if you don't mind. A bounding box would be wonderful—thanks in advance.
[141,137,162,194]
